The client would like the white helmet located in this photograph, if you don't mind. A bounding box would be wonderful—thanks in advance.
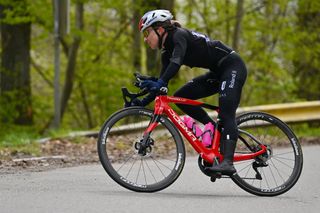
[139,9,173,32]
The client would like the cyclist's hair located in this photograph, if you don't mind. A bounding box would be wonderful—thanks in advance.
[152,20,182,31]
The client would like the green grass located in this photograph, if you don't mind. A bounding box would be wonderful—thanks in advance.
[290,123,320,138]
[0,122,318,159]
[0,125,41,157]
[0,124,91,158]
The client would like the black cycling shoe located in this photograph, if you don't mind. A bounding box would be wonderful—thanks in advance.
[205,160,236,176]
[205,139,237,176]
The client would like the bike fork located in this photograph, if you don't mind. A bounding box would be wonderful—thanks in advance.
[138,114,161,155]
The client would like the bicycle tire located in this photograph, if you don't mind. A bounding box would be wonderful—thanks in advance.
[231,112,303,196]
[98,107,185,192]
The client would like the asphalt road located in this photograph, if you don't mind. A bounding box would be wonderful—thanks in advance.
[0,145,319,213]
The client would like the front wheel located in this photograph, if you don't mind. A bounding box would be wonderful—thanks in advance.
[232,112,303,196]
[98,107,185,192]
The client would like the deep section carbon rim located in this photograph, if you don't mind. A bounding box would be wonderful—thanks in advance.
[232,112,303,196]
[98,107,185,192]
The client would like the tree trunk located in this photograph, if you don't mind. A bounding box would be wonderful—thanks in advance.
[132,2,141,71]
[79,82,93,128]
[294,0,320,100]
[0,1,33,125]
[232,0,244,52]
[225,0,231,44]
[60,2,84,119]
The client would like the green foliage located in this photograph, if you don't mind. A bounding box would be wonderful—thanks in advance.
[0,0,34,24]
[0,125,41,156]
[0,0,319,137]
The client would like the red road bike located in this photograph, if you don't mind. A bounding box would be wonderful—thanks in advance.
[98,73,303,196]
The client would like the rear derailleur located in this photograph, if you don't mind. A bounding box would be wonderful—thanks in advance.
[252,145,271,180]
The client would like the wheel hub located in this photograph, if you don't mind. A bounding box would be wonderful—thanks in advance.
[258,145,273,162]
[134,138,154,156]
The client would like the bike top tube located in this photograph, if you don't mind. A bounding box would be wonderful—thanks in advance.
[155,95,220,111]
[146,95,267,164]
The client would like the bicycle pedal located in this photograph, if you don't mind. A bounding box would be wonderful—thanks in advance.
[210,172,222,182]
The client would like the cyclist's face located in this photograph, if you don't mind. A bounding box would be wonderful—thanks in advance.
[143,27,161,49]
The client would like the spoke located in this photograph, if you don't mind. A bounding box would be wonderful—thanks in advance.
[272,157,294,170]
[268,164,278,187]
[135,158,143,183]
[151,156,166,178]
[236,162,253,173]
[244,163,252,179]
[116,152,136,173]
[272,155,295,162]
[145,159,157,183]
[141,158,147,185]
[125,158,137,179]
[269,159,287,183]
[273,151,295,156]
[150,156,173,171]
[262,168,270,189]
[113,125,135,143]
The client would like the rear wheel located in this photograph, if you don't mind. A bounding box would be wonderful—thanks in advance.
[98,107,185,192]
[232,112,303,196]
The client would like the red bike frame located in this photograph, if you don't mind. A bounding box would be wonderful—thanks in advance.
[144,95,267,164]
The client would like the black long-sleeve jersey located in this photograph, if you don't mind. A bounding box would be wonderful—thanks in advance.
[160,27,234,83]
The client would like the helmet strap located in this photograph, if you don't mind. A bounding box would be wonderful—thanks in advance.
[153,27,165,49]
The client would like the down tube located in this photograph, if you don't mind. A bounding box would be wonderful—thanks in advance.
[165,108,209,157]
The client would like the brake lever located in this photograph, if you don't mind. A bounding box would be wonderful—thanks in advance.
[121,87,149,107]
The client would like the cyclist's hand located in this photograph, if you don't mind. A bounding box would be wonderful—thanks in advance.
[134,73,158,81]
[139,79,168,93]
[130,98,144,106]
[134,73,157,88]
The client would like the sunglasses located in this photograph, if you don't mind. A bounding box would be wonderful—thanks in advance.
[143,28,157,38]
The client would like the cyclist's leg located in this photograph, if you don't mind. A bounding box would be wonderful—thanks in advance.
[206,53,247,175]
[174,72,219,124]
[218,54,247,142]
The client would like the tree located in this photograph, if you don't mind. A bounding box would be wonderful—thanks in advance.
[293,0,320,100]
[60,1,84,119]
[232,0,244,51]
[0,0,33,125]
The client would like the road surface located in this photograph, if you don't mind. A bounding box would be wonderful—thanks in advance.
[0,145,319,213]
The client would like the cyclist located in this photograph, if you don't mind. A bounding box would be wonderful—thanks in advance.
[133,9,247,176]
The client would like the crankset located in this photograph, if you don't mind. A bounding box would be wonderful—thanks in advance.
[197,156,223,182]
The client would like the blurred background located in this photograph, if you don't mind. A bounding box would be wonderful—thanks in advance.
[0,0,319,148]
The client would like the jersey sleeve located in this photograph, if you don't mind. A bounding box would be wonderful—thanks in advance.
[170,30,188,65]
[160,30,188,83]
[159,51,170,78]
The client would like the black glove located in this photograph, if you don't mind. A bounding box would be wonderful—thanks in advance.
[128,92,157,107]
[130,98,144,106]
[139,79,168,94]
[134,73,158,88]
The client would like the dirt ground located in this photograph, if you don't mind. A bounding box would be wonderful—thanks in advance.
[0,136,319,174]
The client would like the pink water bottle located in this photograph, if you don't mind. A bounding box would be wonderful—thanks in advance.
[202,122,215,147]
[182,116,203,138]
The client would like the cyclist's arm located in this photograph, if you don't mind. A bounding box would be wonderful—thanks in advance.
[159,51,170,78]
[160,31,187,83]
